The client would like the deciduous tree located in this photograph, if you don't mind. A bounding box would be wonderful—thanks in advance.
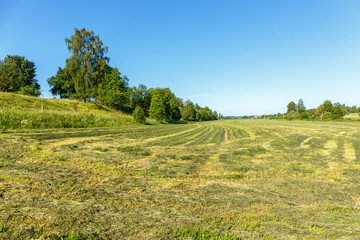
[47,67,75,98]
[65,28,109,102]
[287,101,296,113]
[0,55,40,96]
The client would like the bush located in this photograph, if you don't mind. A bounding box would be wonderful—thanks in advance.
[18,83,41,97]
[322,112,332,120]
[299,112,309,120]
[133,106,146,124]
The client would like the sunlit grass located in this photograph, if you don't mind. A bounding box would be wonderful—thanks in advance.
[1,119,360,239]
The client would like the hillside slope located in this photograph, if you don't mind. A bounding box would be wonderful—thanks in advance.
[0,92,138,129]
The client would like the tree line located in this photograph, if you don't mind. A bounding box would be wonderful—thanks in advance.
[0,28,218,122]
[282,99,358,120]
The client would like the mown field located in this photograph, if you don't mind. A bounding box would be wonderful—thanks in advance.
[1,119,360,239]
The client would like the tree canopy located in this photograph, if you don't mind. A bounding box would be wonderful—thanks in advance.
[1,28,219,124]
[65,28,109,102]
[0,55,40,96]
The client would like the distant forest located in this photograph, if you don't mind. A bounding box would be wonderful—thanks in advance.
[0,28,218,123]
[228,99,359,120]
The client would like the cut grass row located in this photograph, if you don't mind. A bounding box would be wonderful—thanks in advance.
[1,119,360,239]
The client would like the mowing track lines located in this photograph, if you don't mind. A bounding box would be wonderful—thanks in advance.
[197,126,235,177]
[225,126,251,143]
[185,125,223,146]
[175,126,213,147]
[321,140,338,157]
[106,124,202,148]
[43,126,155,148]
[199,126,226,145]
[128,126,211,169]
[150,125,210,147]
[343,141,356,162]
[133,124,201,145]
[224,127,229,143]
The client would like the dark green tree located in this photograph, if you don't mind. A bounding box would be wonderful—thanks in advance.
[130,84,147,109]
[148,88,181,121]
[332,102,346,119]
[322,100,333,112]
[181,100,196,121]
[65,28,109,102]
[143,88,155,115]
[287,101,296,113]
[47,67,75,98]
[149,89,167,121]
[297,99,306,113]
[97,66,129,107]
[0,55,40,96]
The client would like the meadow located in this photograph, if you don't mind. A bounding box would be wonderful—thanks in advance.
[1,119,360,239]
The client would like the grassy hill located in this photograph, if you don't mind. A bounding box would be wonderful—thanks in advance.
[0,92,143,129]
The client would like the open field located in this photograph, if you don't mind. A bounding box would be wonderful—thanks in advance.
[1,119,360,239]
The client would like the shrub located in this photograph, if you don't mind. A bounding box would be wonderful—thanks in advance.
[133,106,146,124]
[299,112,309,120]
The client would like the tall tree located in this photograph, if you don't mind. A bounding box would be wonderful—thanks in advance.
[130,84,148,109]
[149,89,167,121]
[65,28,109,102]
[297,99,306,113]
[0,55,40,96]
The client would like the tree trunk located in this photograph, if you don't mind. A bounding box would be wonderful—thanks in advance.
[83,98,86,103]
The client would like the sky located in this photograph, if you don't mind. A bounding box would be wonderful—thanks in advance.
[1,0,360,116]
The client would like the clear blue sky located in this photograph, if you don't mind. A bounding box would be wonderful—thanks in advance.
[1,0,360,115]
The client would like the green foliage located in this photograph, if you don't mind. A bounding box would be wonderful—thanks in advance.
[287,101,296,113]
[130,84,147,109]
[18,83,41,97]
[65,28,109,102]
[97,66,129,107]
[0,92,136,129]
[284,99,353,121]
[322,112,332,120]
[297,99,306,112]
[149,88,181,122]
[286,110,298,120]
[149,90,167,121]
[133,106,146,124]
[0,55,40,96]
[44,29,218,123]
[181,100,196,121]
[172,227,241,239]
[47,67,75,98]
[299,111,309,119]
[322,100,333,112]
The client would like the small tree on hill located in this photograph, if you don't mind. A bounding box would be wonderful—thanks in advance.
[0,55,40,96]
[133,106,146,124]
[47,67,75,98]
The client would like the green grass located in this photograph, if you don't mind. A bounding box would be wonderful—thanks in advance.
[1,119,360,239]
[0,92,158,129]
